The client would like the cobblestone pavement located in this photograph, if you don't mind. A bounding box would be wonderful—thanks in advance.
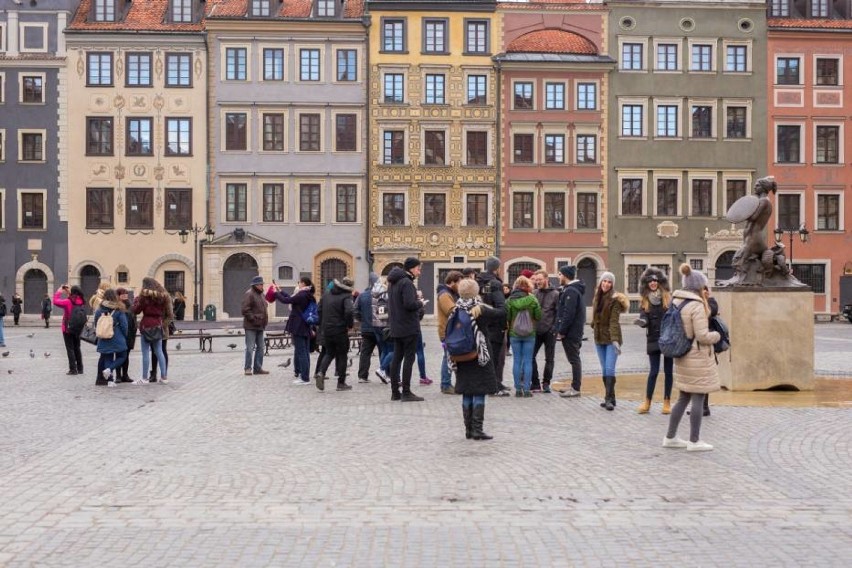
[0,324,850,567]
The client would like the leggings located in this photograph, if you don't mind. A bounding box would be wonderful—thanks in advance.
[666,391,706,443]
[461,394,486,408]
[646,352,674,400]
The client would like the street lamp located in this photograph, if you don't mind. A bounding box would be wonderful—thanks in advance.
[773,223,810,270]
[178,224,216,320]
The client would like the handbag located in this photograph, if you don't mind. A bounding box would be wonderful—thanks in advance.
[79,324,98,345]
[141,326,164,342]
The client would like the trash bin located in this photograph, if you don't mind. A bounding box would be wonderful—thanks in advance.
[204,304,217,321]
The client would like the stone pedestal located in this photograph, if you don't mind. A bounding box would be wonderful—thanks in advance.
[714,288,814,391]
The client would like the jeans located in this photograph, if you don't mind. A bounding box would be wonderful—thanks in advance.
[244,329,264,372]
[510,335,535,392]
[292,334,311,382]
[141,337,167,379]
[647,352,674,399]
[390,334,418,394]
[318,332,349,382]
[63,332,83,373]
[462,394,486,408]
[99,351,127,375]
[531,332,556,387]
[440,347,452,389]
[417,333,427,379]
[357,331,378,379]
[561,337,583,391]
[595,343,619,377]
[376,330,394,372]
[0,317,4,346]
[151,339,169,378]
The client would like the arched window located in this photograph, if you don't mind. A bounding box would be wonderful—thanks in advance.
[507,261,542,284]
[320,258,347,291]
[715,251,736,284]
[381,262,403,276]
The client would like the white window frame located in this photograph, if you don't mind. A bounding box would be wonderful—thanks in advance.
[541,184,568,231]
[618,97,648,139]
[19,23,48,54]
[723,40,752,74]
[331,109,361,154]
[775,121,805,165]
[420,188,451,227]
[379,66,409,104]
[333,45,362,84]
[575,80,599,111]
[258,178,289,224]
[774,53,804,86]
[722,99,752,141]
[510,184,538,230]
[814,191,844,232]
[721,172,752,213]
[258,44,287,82]
[511,78,536,110]
[574,185,601,231]
[813,122,844,165]
[617,170,649,216]
[332,179,362,225]
[221,179,252,224]
[652,172,682,218]
[574,126,599,165]
[618,36,649,72]
[542,129,567,165]
[379,123,410,165]
[461,189,493,227]
[510,125,537,165]
[653,97,682,140]
[544,81,567,110]
[775,191,805,229]
[220,109,252,153]
[379,189,408,227]
[17,188,46,230]
[296,45,325,83]
[18,129,46,163]
[687,98,718,140]
[0,129,5,162]
[0,188,4,230]
[461,124,493,167]
[653,38,682,73]
[0,23,7,53]
[812,54,843,87]
[0,73,4,104]
[687,172,717,218]
[421,124,450,166]
[295,110,326,154]
[257,108,288,154]
[221,44,251,82]
[623,254,674,300]
[19,72,46,104]
[687,38,716,73]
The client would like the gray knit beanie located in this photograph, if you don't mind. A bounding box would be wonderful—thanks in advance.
[679,263,708,292]
[598,271,615,285]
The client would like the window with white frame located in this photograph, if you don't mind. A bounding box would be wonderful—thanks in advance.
[0,23,6,53]
[691,43,713,72]
[544,192,565,229]
[0,73,4,103]
[577,82,597,110]
[262,183,285,222]
[514,82,533,110]
[94,0,116,22]
[545,83,565,110]
[770,0,789,17]
[576,134,596,164]
[816,193,840,230]
[690,178,714,217]
[382,193,406,225]
[336,49,357,81]
[656,43,679,71]
[165,53,192,87]
[20,24,48,53]
[264,48,284,81]
[21,74,45,103]
[777,194,802,230]
[424,130,446,166]
[172,0,193,22]
[225,183,247,222]
[466,130,488,166]
[317,0,336,17]
[811,0,829,17]
[0,129,5,162]
[383,130,405,164]
[656,104,679,138]
[336,184,357,223]
[776,56,801,85]
[544,134,564,164]
[262,113,285,151]
[815,57,839,86]
[251,0,271,17]
[300,49,321,81]
[621,103,644,137]
[725,179,748,210]
[512,192,534,229]
[691,104,714,138]
[19,191,46,229]
[224,112,248,151]
[576,192,598,229]
[622,42,644,70]
[87,52,113,86]
[0,189,4,230]
[513,133,534,163]
[225,48,247,81]
[165,118,192,156]
[777,124,802,163]
[725,103,749,139]
[726,44,748,73]
[299,184,322,223]
[334,113,357,152]
[815,125,840,164]
[621,177,644,216]
[19,130,45,162]
[384,73,404,103]
[656,178,679,216]
[467,74,487,104]
[424,74,445,104]
[298,113,321,152]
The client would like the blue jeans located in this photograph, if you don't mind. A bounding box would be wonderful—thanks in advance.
[595,343,619,377]
[292,334,310,381]
[99,351,127,375]
[0,317,5,346]
[510,336,535,392]
[141,336,167,380]
[462,394,486,407]
[440,347,451,389]
[244,329,264,372]
[376,330,394,372]
[417,332,427,379]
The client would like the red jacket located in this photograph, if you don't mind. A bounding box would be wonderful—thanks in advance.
[53,289,84,334]
[132,289,172,331]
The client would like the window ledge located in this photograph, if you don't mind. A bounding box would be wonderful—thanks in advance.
[814,230,844,234]
[618,136,648,141]
[653,69,683,74]
[723,137,752,142]
[812,162,844,167]
[575,229,602,233]
[19,160,47,164]
[689,137,717,142]
[773,162,805,166]
[654,137,684,142]
[688,70,716,74]
[379,51,410,55]
[463,52,492,57]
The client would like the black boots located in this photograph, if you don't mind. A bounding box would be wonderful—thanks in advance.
[600,376,617,411]
[470,405,492,440]
[463,406,473,439]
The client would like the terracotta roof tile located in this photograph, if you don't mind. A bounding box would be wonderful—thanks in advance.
[768,17,852,30]
[507,29,597,55]
[69,0,204,32]
[206,0,364,19]
[499,0,605,11]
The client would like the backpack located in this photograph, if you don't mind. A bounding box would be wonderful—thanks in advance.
[302,300,319,326]
[709,314,731,354]
[444,308,478,362]
[372,293,389,328]
[96,310,115,339]
[511,308,534,337]
[67,304,88,336]
[0,301,6,317]
[658,300,694,358]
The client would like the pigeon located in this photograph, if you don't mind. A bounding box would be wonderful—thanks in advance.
[43,352,51,358]
[227,343,237,350]
[29,350,35,358]
[1,352,9,358]
[26,333,35,338]
[278,358,292,368]
[227,329,235,335]
[6,370,11,374]
[175,343,182,351]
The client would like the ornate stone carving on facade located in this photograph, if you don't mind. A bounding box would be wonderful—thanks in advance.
[113,95,125,109]
[115,53,124,80]
[156,188,163,213]
[91,164,108,177]
[91,95,109,112]
[153,95,165,111]
[76,50,85,76]
[114,164,125,180]
[154,166,165,181]
[154,50,163,80]
[194,53,204,78]
[116,187,123,214]
[656,221,679,238]
[131,95,148,109]
[132,164,146,179]
[171,164,187,178]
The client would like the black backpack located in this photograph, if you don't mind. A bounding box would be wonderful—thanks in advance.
[658,300,694,358]
[709,314,731,354]
[67,305,88,336]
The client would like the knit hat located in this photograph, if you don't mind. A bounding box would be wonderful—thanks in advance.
[485,256,501,272]
[250,275,264,287]
[520,269,534,279]
[335,277,355,292]
[679,263,708,292]
[559,265,576,280]
[598,271,616,285]
[403,257,421,271]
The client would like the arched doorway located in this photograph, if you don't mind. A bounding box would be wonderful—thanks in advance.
[507,261,542,284]
[577,258,597,307]
[320,258,347,291]
[223,253,258,317]
[715,251,736,284]
[79,265,101,313]
[23,269,48,313]
[381,262,403,277]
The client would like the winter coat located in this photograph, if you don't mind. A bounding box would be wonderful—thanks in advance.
[555,280,587,341]
[505,290,542,338]
[122,299,138,350]
[53,290,85,334]
[240,287,269,331]
[41,298,52,318]
[672,290,721,394]
[11,296,22,315]
[436,284,459,341]
[318,283,354,337]
[353,287,375,333]
[591,289,628,345]
[453,306,501,396]
[639,300,666,355]
[173,298,186,321]
[133,288,172,334]
[273,288,315,337]
[475,271,507,342]
[387,267,421,339]
[370,279,389,329]
[94,302,128,354]
[533,286,559,335]
[0,296,6,318]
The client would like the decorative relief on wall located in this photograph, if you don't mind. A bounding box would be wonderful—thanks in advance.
[114,164,125,180]
[116,188,124,214]
[155,50,163,81]
[194,53,204,79]
[115,53,124,80]
[168,97,187,112]
[815,91,841,106]
[131,164,147,180]
[154,166,165,181]
[131,95,149,111]
[113,95,125,110]
[153,95,165,111]
[656,221,679,238]
[90,95,110,112]
[91,163,109,179]
[76,50,85,77]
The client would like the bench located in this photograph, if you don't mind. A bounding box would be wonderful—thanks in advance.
[263,331,364,355]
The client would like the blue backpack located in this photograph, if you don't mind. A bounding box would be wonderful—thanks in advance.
[302,300,319,326]
[444,308,478,362]
[658,300,694,358]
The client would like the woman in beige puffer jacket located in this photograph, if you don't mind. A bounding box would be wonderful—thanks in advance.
[663,264,720,452]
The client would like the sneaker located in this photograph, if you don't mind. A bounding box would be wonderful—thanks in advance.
[244,369,253,376]
[560,388,581,398]
[400,392,424,402]
[375,369,389,384]
[292,378,310,385]
[441,386,456,394]
[523,390,533,398]
[102,369,111,382]
[515,391,523,398]
[314,373,325,391]
[254,369,270,375]
[493,389,510,397]
[686,440,714,452]
[160,377,169,384]
[358,376,370,383]
[662,436,688,449]
[419,376,433,385]
[542,385,552,394]
[134,378,150,385]
[337,383,353,391]
[107,380,116,388]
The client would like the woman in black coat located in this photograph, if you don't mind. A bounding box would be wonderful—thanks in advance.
[635,267,673,414]
[116,288,138,383]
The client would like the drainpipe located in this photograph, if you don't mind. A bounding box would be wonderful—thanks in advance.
[363,13,373,274]
[494,58,502,259]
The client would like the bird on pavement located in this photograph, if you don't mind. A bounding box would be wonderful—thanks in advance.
[227,343,237,350]
[44,352,51,358]
[26,333,35,338]
[175,343,182,351]
[1,351,9,358]
[278,358,291,368]
[29,350,35,358]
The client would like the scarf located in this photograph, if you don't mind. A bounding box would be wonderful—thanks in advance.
[448,296,491,372]
[648,289,662,306]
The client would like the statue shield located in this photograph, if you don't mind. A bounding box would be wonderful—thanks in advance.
[725,194,760,223]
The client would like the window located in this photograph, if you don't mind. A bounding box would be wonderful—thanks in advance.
[317,0,335,16]
[816,58,839,86]
[336,184,357,223]
[126,53,152,87]
[577,135,596,164]
[777,194,801,230]
[817,194,840,230]
[692,106,713,138]
[577,83,597,110]
[20,24,47,53]
[251,0,271,17]
[544,134,564,164]
[165,118,192,156]
[777,125,801,163]
[300,49,320,81]
[263,48,284,81]
[514,82,533,109]
[165,188,191,230]
[278,266,294,281]
[466,194,488,226]
[262,184,285,222]
[542,83,565,110]
[126,188,153,229]
[726,106,747,139]
[424,131,446,166]
[425,74,445,104]
[467,75,487,104]
[657,105,678,137]
[657,44,678,71]
[299,183,322,223]
[226,183,248,222]
[163,272,185,296]
[466,20,489,54]
[20,192,44,229]
[691,44,712,71]
[816,125,839,163]
[424,193,446,226]
[225,48,247,80]
[21,75,43,103]
[622,43,643,70]
[726,45,747,72]
[777,57,800,85]
[382,193,405,225]
[87,188,113,229]
[335,114,357,152]
[726,180,747,208]
[94,0,115,22]
[627,264,648,295]
[383,131,404,164]
[622,105,644,137]
[770,0,789,17]
[172,0,192,23]
[165,53,191,87]
[423,20,447,53]
[262,113,285,151]
[513,192,534,229]
[811,0,829,17]
[792,264,825,294]
[466,131,487,166]
[299,114,321,151]
[691,179,713,217]
[513,133,534,163]
[384,73,404,103]
[382,19,406,52]
[21,132,44,161]
[577,193,598,229]
[225,113,247,151]
[544,193,565,229]
[656,179,679,216]
[87,53,113,86]
[336,49,357,81]
[126,117,153,156]
[0,75,4,104]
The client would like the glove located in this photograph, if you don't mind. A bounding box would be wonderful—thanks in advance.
[633,317,648,328]
[612,341,622,355]
[470,305,483,319]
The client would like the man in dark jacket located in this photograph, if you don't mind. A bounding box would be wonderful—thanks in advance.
[387,257,425,402]
[531,269,559,393]
[476,256,509,395]
[354,273,379,384]
[315,277,355,391]
[554,265,586,397]
[241,275,269,376]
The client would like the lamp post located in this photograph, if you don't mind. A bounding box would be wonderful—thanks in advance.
[178,224,215,320]
[773,223,810,272]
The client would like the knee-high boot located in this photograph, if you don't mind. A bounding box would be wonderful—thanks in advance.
[602,376,616,411]
[599,376,608,408]
[462,405,473,439]
[471,405,492,440]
